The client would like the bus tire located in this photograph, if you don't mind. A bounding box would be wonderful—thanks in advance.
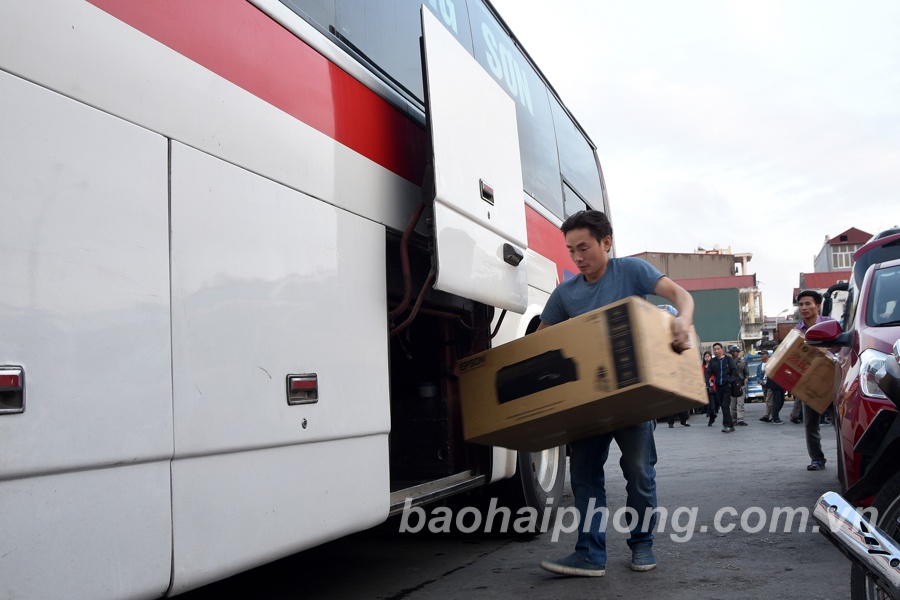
[500,445,567,529]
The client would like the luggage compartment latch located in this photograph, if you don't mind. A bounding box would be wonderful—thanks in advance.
[0,366,25,414]
[286,373,318,405]
[480,179,494,205]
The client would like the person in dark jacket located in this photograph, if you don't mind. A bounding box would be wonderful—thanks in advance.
[701,351,717,419]
[729,345,749,426]
[704,342,738,432]
[765,361,786,424]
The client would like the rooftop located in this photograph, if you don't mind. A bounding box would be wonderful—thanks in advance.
[825,227,872,246]
[801,271,851,289]
[674,274,756,291]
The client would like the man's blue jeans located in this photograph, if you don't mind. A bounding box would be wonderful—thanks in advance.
[569,420,658,566]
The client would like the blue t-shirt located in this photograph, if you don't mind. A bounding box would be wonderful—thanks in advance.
[541,257,664,325]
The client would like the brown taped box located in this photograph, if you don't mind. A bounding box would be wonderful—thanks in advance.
[456,296,708,452]
[767,328,837,413]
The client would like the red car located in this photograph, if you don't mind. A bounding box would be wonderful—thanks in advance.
[807,229,900,495]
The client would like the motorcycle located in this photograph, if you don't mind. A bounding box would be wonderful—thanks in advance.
[813,339,900,599]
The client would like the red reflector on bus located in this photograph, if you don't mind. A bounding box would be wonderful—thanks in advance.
[291,378,316,391]
[0,374,20,388]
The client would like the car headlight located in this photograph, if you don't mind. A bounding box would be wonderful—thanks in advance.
[860,348,888,400]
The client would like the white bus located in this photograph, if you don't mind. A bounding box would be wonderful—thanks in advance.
[0,1,610,597]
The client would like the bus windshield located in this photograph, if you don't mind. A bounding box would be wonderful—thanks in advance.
[746,353,764,383]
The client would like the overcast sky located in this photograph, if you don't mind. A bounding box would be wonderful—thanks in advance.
[491,0,899,315]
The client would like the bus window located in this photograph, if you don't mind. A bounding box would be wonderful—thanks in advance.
[550,95,604,210]
[563,180,588,217]
[280,0,335,31]
[468,1,564,218]
[333,0,474,101]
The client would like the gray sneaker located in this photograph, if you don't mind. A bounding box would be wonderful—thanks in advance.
[630,543,657,572]
[540,552,606,577]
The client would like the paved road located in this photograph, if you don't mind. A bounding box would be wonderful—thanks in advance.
[181,400,850,599]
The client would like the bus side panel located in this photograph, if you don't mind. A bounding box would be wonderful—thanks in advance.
[170,437,389,594]
[169,142,391,591]
[0,464,172,600]
[0,0,422,235]
[0,73,172,597]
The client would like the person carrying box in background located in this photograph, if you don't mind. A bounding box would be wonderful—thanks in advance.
[793,290,835,471]
[536,210,694,579]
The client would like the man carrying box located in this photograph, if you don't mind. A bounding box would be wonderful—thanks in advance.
[537,210,694,578]
[794,290,835,471]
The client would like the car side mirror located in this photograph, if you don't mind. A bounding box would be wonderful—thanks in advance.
[804,320,851,347]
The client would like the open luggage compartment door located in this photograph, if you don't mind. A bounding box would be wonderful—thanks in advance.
[421,8,528,314]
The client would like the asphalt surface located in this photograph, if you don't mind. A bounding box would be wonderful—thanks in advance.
[182,399,850,599]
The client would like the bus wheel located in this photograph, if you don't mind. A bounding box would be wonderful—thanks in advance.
[501,445,567,523]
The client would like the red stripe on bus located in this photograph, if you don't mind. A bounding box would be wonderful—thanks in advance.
[525,205,572,283]
[86,0,427,185]
[87,0,571,281]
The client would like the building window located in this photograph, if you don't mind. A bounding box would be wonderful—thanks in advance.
[832,243,858,269]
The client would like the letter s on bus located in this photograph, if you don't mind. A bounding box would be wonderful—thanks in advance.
[481,23,534,116]
[482,23,502,79]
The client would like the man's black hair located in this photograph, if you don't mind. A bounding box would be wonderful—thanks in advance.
[797,289,823,305]
[560,210,613,243]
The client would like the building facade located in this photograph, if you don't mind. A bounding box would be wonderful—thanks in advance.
[801,227,871,321]
[632,246,762,352]
[812,227,871,272]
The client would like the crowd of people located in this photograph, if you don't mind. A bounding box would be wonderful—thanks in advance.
[673,289,834,473]
[690,345,788,427]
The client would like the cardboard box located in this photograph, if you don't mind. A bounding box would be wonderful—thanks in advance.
[456,297,708,451]
[767,328,838,413]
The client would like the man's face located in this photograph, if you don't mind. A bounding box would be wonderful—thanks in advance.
[713,345,724,358]
[798,296,820,322]
[565,227,611,283]
[731,350,740,361]
[761,353,769,362]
